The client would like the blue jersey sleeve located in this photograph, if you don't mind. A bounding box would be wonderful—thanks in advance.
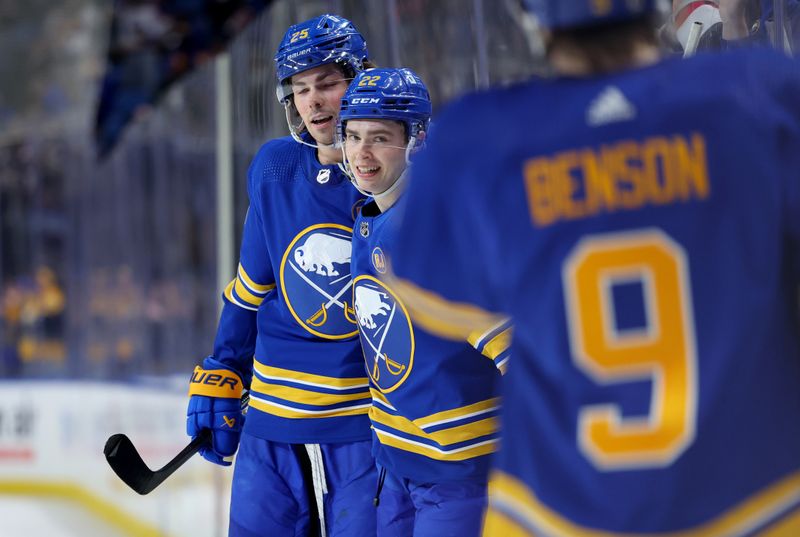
[389,98,509,339]
[209,148,277,383]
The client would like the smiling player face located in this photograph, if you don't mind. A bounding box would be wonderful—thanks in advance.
[344,119,408,196]
[291,64,351,146]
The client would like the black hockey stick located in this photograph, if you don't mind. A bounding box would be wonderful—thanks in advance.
[104,428,211,495]
[105,392,249,495]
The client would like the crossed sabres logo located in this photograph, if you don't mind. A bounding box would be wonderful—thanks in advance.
[281,224,359,339]
[353,276,414,392]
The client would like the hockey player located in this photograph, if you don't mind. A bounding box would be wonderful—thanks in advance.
[388,1,800,535]
[185,14,378,537]
[339,68,510,537]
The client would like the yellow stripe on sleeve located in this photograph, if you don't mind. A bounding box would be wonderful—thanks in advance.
[370,388,396,409]
[761,508,800,536]
[481,328,512,360]
[482,507,537,537]
[467,319,509,348]
[224,279,236,302]
[385,274,506,340]
[238,264,275,293]
[234,278,265,306]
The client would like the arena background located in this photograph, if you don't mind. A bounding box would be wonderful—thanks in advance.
[0,0,795,535]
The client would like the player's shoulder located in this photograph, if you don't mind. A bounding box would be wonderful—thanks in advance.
[419,82,542,191]
[692,46,800,92]
[433,80,545,141]
[723,44,799,70]
[249,135,304,186]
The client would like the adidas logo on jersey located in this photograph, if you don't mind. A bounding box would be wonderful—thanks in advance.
[586,86,636,126]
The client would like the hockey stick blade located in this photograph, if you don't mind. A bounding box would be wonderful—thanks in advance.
[104,428,211,495]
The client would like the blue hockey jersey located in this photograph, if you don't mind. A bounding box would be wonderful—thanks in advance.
[209,135,371,444]
[351,199,509,483]
[390,48,800,535]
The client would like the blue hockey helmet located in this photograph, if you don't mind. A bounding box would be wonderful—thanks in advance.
[274,14,369,104]
[338,68,432,142]
[338,68,432,199]
[521,0,659,29]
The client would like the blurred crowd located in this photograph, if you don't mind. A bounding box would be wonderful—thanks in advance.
[0,0,104,143]
[0,262,209,378]
[96,0,270,155]
[1,266,66,375]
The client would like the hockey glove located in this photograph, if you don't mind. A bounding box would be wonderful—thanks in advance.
[187,361,245,466]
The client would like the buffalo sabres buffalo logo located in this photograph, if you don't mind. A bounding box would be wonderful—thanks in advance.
[353,276,414,392]
[280,224,359,339]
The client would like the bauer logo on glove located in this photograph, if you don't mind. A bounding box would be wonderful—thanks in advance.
[188,366,243,399]
[186,362,246,466]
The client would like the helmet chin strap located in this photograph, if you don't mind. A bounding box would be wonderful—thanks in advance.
[367,167,408,201]
[284,102,338,151]
[341,137,417,200]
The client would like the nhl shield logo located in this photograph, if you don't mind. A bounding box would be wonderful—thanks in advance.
[359,221,370,238]
[316,169,331,184]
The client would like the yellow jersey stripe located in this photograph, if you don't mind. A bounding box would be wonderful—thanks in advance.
[253,360,369,390]
[373,428,497,461]
[761,507,800,536]
[370,388,397,410]
[251,376,369,407]
[481,328,512,361]
[497,359,509,375]
[224,279,258,311]
[249,395,370,418]
[370,405,498,446]
[234,278,264,306]
[468,318,510,349]
[224,280,235,301]
[238,264,275,293]
[488,470,800,537]
[386,274,506,340]
[414,397,500,429]
[482,507,539,537]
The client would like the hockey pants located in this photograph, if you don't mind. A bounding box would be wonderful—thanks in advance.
[229,432,377,537]
[375,468,488,537]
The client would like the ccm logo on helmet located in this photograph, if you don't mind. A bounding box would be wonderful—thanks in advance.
[351,97,381,104]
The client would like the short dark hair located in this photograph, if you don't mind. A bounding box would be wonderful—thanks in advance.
[547,15,659,74]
